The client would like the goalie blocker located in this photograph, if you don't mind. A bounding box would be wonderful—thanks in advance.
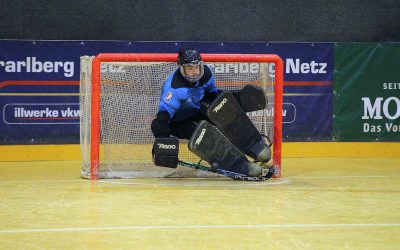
[152,137,179,168]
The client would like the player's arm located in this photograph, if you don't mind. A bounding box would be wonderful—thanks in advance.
[151,111,170,138]
[151,112,180,168]
[151,88,181,138]
[151,88,181,168]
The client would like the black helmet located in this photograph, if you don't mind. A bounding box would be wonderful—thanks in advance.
[177,48,204,83]
[177,48,202,65]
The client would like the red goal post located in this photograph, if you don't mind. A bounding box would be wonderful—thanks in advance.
[83,53,283,180]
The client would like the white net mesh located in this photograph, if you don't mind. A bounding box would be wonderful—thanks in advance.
[80,56,275,179]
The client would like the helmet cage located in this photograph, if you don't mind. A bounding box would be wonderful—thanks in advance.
[179,62,204,83]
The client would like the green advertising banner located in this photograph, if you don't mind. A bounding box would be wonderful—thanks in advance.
[334,43,400,141]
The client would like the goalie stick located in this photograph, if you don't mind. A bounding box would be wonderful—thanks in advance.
[177,160,274,181]
[152,127,274,181]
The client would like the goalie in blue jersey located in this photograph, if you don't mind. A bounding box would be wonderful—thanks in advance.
[151,48,272,178]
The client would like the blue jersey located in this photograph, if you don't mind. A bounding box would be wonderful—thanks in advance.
[158,65,217,122]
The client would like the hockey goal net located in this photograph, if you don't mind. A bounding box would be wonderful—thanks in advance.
[80,53,283,180]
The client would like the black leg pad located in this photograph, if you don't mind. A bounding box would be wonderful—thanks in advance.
[206,91,270,162]
[188,120,262,176]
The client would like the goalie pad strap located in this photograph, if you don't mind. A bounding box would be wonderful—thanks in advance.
[152,137,179,168]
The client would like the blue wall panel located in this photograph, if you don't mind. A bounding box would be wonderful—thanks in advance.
[0,40,333,144]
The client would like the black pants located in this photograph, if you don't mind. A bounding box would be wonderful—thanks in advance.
[169,91,221,139]
[169,112,208,140]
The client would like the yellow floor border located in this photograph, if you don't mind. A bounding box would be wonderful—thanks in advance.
[0,142,399,161]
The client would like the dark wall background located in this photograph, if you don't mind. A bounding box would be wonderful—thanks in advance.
[1,0,399,41]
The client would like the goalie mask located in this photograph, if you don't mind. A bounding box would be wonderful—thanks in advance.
[177,48,204,83]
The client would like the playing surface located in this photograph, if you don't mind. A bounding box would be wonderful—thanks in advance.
[1,158,399,249]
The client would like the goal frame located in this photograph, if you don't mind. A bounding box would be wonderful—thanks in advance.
[89,53,284,180]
